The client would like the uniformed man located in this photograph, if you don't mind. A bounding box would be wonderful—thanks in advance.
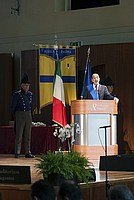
[11,73,35,158]
[103,76,115,97]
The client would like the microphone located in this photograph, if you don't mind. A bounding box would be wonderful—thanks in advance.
[99,125,111,129]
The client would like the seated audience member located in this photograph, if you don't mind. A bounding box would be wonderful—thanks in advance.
[107,184,134,200]
[0,192,2,200]
[57,181,83,200]
[31,179,56,200]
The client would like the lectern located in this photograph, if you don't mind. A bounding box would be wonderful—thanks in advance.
[71,100,118,160]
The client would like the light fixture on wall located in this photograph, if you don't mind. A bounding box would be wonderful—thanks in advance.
[11,0,20,16]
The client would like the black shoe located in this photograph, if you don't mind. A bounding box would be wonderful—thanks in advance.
[15,154,20,158]
[25,154,35,158]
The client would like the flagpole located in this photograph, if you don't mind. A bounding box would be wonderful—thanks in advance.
[81,46,91,99]
[86,46,90,74]
[87,46,90,59]
[86,46,90,70]
[54,34,59,58]
[52,34,67,127]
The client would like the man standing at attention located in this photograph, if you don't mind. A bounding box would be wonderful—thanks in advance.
[83,73,119,103]
[11,73,35,158]
[103,76,115,97]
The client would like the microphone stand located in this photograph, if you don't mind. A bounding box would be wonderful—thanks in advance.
[103,126,110,198]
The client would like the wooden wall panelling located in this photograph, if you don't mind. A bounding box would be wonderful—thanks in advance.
[0,53,14,125]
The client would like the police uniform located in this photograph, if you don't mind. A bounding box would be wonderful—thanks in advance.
[11,74,35,158]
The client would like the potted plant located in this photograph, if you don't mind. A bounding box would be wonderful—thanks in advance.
[35,151,95,186]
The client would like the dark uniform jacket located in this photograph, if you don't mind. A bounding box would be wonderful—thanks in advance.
[11,89,34,115]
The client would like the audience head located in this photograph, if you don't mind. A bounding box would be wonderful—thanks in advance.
[31,179,56,200]
[107,184,134,200]
[57,181,83,200]
[0,192,2,200]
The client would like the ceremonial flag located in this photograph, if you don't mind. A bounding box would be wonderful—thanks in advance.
[39,46,76,109]
[61,52,76,106]
[52,59,67,127]
[81,55,91,98]
[39,45,55,108]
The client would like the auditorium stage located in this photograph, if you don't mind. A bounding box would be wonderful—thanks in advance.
[0,154,134,200]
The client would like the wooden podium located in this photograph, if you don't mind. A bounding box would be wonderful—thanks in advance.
[71,100,118,160]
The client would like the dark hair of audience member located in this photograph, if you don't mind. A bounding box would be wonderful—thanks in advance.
[107,184,134,200]
[57,181,83,200]
[0,192,2,200]
[31,179,56,200]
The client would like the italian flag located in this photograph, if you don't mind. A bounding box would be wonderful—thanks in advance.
[52,60,67,127]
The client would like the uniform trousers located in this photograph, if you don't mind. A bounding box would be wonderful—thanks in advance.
[15,111,32,155]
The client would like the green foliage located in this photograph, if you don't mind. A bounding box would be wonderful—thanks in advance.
[35,151,94,184]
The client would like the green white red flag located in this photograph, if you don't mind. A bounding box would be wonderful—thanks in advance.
[52,60,67,127]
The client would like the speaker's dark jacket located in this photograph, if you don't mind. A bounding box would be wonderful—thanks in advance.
[83,84,114,100]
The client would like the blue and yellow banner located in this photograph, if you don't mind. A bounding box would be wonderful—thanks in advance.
[39,45,76,109]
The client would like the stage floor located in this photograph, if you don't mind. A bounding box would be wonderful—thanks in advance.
[0,154,134,200]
